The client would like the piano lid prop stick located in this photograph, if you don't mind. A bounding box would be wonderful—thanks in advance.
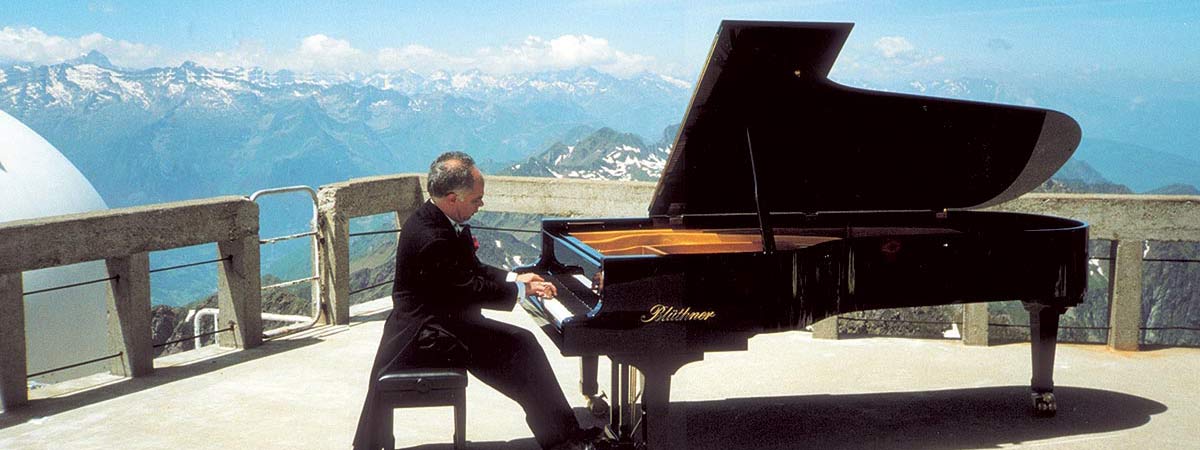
[746,127,776,254]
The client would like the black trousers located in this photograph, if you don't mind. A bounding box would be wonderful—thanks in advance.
[439,314,580,448]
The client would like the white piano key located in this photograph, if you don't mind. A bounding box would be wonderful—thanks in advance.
[571,274,593,289]
[541,297,575,326]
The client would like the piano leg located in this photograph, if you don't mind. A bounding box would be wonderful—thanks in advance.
[1024,302,1067,417]
[612,353,704,449]
[581,355,609,417]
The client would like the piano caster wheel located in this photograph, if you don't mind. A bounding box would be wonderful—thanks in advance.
[587,394,610,418]
[1032,392,1057,417]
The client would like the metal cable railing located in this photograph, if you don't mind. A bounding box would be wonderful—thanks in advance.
[837,317,961,327]
[345,224,540,238]
[150,256,232,274]
[1144,257,1200,263]
[20,254,242,378]
[27,353,123,379]
[349,228,401,238]
[471,225,540,234]
[153,325,236,349]
[22,275,118,296]
[987,323,1111,330]
[349,279,394,296]
[346,225,400,297]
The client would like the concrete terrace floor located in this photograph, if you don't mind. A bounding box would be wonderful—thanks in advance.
[1,299,1197,450]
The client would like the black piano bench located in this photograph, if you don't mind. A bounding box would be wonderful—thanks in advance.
[377,368,468,450]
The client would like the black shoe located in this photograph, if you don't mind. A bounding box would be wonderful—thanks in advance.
[574,426,607,442]
[549,439,596,450]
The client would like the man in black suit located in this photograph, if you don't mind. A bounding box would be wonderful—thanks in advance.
[353,151,596,450]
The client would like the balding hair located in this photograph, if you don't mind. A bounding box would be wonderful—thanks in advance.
[427,151,477,198]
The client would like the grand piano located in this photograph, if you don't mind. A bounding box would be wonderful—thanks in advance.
[516,20,1088,449]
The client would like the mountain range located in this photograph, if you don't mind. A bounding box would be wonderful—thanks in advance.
[0,50,691,208]
[6,52,1198,304]
[5,51,1198,213]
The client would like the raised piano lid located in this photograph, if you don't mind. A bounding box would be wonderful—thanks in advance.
[649,20,1082,218]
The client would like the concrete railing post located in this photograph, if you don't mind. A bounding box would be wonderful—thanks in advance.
[0,272,27,411]
[317,174,425,324]
[318,210,351,326]
[104,253,154,377]
[962,303,990,346]
[217,235,263,349]
[1109,238,1144,351]
[811,317,839,339]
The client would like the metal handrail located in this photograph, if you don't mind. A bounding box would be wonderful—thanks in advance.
[249,186,323,337]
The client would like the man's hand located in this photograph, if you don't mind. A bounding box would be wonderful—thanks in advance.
[516,273,557,298]
[515,273,545,284]
[529,281,556,298]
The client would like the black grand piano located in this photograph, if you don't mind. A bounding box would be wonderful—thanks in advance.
[516,20,1087,449]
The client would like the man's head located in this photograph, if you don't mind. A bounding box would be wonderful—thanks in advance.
[428,151,485,223]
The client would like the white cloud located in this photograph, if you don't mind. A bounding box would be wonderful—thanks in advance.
[185,40,270,69]
[376,44,473,74]
[0,26,659,78]
[76,33,160,66]
[1129,95,1146,111]
[292,34,367,72]
[874,36,915,59]
[869,36,945,69]
[475,34,653,76]
[188,33,656,77]
[831,37,950,84]
[0,26,159,67]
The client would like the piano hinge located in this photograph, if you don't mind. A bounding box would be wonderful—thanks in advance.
[668,202,686,226]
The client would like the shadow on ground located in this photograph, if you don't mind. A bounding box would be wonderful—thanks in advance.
[0,336,325,429]
[679,386,1163,449]
[403,386,1163,449]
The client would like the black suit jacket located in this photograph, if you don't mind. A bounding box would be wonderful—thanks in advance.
[392,199,517,317]
[353,200,517,449]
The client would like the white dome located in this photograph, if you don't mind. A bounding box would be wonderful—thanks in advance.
[0,109,110,383]
[0,110,107,216]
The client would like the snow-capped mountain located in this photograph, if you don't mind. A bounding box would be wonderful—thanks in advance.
[499,125,675,182]
[0,51,692,207]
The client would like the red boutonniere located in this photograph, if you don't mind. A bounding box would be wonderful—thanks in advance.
[472,236,479,252]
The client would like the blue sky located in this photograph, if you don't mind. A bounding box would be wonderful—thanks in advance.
[2,0,1197,161]
[2,0,1195,83]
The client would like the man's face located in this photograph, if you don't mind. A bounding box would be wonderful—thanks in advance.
[448,167,485,222]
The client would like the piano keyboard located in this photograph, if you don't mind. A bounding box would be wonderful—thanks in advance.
[525,273,598,329]
[538,296,575,326]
